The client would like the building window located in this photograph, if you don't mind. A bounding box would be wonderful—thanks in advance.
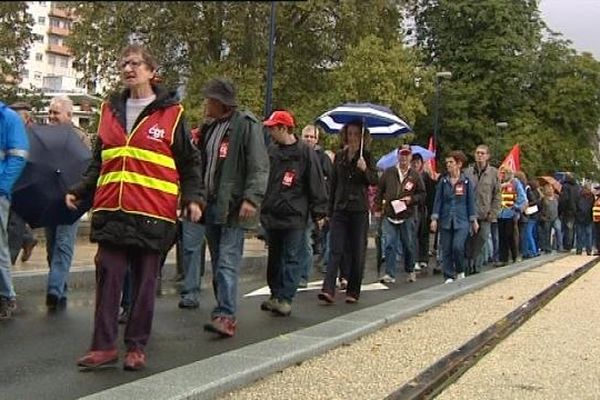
[35,53,43,61]
[59,56,68,68]
[48,54,56,65]
[22,69,29,79]
[39,1,46,6]
[34,72,42,80]
[34,33,44,43]
[38,16,46,24]
[49,36,61,46]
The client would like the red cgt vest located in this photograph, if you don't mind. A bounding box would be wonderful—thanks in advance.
[92,102,183,223]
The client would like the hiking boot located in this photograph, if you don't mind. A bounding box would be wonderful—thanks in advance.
[118,307,130,324]
[123,348,146,371]
[0,297,16,320]
[271,299,292,316]
[260,296,277,311]
[20,238,38,262]
[317,291,335,304]
[77,349,118,369]
[406,272,417,283]
[379,274,396,284]
[178,298,199,309]
[204,316,236,338]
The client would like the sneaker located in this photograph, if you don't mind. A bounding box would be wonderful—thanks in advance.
[379,274,396,284]
[419,262,428,269]
[414,263,421,272]
[260,296,277,311]
[118,307,129,324]
[204,316,236,338]
[345,294,358,304]
[20,238,38,262]
[0,297,16,320]
[123,348,146,371]
[338,278,348,290]
[317,291,335,304]
[406,272,417,283]
[77,349,118,369]
[297,279,308,289]
[271,299,292,316]
[456,272,465,280]
[178,298,199,309]
[444,278,454,284]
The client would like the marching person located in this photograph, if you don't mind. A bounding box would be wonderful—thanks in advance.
[410,152,437,271]
[0,101,29,320]
[319,120,378,304]
[67,44,203,370]
[496,166,527,266]
[430,151,478,283]
[260,111,327,316]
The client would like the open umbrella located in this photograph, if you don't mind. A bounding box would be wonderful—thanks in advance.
[376,145,435,170]
[537,176,562,194]
[12,124,92,228]
[315,102,412,139]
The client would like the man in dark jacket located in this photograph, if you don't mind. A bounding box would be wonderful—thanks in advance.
[199,78,269,338]
[410,152,437,272]
[259,111,327,316]
[559,173,579,251]
[375,145,425,283]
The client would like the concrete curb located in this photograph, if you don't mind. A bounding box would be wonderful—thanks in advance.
[80,253,568,400]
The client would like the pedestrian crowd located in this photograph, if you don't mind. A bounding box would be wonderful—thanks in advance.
[0,44,597,373]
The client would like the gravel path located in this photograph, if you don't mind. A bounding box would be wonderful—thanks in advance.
[219,255,596,400]
[439,257,600,400]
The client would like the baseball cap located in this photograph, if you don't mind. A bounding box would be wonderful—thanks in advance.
[263,110,295,128]
[398,144,412,155]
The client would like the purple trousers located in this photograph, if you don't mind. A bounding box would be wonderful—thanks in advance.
[91,244,160,351]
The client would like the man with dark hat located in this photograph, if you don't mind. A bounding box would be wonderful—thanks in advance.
[198,78,269,337]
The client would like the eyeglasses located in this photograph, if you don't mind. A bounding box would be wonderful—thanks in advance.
[119,59,145,69]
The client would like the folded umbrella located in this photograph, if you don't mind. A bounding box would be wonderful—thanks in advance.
[12,124,92,228]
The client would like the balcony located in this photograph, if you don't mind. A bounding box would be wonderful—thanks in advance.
[49,5,74,20]
[48,25,70,37]
[46,44,72,56]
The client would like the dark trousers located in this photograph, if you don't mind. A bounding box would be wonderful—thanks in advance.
[322,211,368,298]
[415,207,430,264]
[539,220,553,253]
[91,244,161,351]
[266,228,304,302]
[498,218,518,263]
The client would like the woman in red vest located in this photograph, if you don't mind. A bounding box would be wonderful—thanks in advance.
[66,44,203,371]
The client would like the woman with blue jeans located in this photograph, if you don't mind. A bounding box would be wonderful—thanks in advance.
[430,151,478,283]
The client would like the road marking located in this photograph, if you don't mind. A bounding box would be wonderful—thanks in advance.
[244,280,390,297]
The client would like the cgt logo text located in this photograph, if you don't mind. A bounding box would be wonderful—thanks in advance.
[148,124,165,141]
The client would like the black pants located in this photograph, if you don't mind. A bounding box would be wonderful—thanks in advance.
[498,218,518,263]
[322,210,369,298]
[415,207,430,264]
[594,222,600,253]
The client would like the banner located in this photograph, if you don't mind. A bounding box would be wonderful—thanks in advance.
[501,144,521,172]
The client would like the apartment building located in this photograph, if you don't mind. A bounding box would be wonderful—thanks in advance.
[20,1,101,131]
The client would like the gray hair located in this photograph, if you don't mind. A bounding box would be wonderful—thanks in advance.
[50,95,74,115]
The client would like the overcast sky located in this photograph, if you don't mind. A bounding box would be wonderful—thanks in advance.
[539,0,600,59]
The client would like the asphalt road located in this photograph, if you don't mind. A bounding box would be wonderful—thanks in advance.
[0,256,481,400]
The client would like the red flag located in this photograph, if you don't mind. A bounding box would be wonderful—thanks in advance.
[425,136,439,179]
[501,144,520,172]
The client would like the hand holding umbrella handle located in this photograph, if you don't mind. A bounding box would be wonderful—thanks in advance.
[65,193,79,210]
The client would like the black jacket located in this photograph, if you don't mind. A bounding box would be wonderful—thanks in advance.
[559,176,579,219]
[69,85,203,253]
[260,138,328,230]
[329,149,378,214]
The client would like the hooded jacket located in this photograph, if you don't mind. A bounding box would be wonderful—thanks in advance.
[68,85,203,253]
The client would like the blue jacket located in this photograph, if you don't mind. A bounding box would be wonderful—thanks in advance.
[431,173,476,230]
[0,102,28,199]
[498,178,527,220]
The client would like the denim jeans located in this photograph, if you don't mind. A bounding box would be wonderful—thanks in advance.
[473,221,491,271]
[382,217,415,278]
[562,217,575,250]
[552,218,563,251]
[180,220,206,302]
[299,219,314,282]
[205,218,245,318]
[0,196,15,299]
[525,219,538,257]
[45,220,80,299]
[440,226,469,279]
[575,222,592,254]
[491,222,499,262]
[266,228,304,302]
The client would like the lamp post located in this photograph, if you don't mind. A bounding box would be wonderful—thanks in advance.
[264,1,276,119]
[433,71,452,160]
[495,121,508,164]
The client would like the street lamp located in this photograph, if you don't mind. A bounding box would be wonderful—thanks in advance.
[433,71,452,160]
[495,121,508,164]
[264,1,276,119]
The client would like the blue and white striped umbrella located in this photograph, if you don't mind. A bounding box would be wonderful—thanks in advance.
[316,102,412,138]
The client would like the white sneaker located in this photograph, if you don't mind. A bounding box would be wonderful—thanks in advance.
[456,272,465,280]
[419,262,428,269]
[414,263,421,271]
[379,274,396,284]
[444,278,454,284]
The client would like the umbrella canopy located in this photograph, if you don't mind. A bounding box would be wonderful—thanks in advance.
[12,124,92,228]
[315,102,412,138]
[538,176,562,193]
[376,145,435,170]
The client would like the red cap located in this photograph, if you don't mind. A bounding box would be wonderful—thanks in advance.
[263,110,295,128]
